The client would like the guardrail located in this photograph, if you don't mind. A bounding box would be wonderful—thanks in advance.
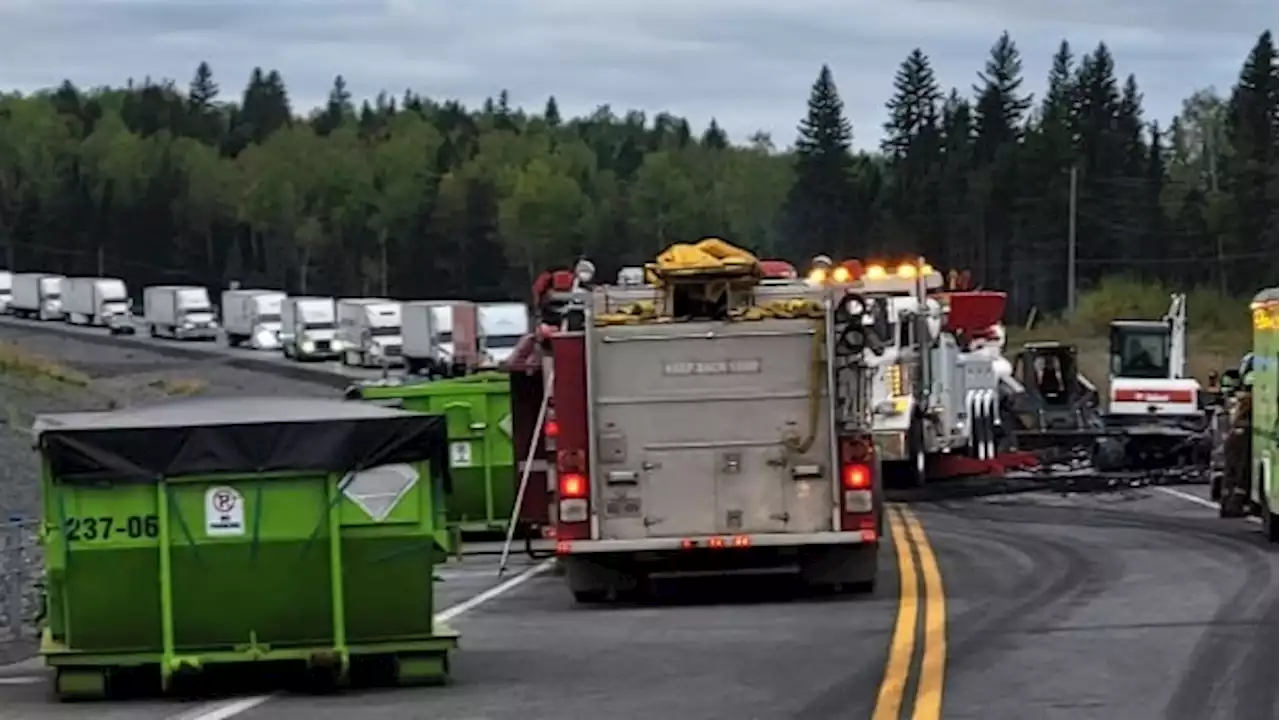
[0,517,40,663]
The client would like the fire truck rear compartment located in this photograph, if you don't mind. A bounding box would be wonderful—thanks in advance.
[590,318,835,541]
[566,318,879,598]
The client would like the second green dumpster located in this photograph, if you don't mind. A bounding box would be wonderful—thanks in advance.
[348,372,516,535]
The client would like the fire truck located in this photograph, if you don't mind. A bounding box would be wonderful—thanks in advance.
[527,244,887,603]
[806,258,1008,486]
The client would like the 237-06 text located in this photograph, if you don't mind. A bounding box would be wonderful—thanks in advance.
[63,515,159,542]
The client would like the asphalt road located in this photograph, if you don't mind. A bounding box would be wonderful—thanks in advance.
[1,481,1272,720]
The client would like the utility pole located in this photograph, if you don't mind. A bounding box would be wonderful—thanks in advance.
[1067,165,1078,315]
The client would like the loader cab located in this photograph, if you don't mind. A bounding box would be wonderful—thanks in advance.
[1013,343,1082,406]
[1110,320,1173,380]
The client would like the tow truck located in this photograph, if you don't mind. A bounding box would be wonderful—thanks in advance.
[535,240,888,603]
[806,258,1008,485]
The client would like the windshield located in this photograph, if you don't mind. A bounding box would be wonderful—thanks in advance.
[436,331,454,343]
[258,313,281,324]
[1111,328,1171,379]
[371,326,400,337]
[305,321,336,330]
[485,334,522,349]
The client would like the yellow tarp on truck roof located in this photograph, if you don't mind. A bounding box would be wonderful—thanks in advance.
[643,237,761,286]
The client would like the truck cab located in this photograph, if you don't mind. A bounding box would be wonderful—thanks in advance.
[220,289,286,349]
[11,272,65,321]
[338,299,404,368]
[281,296,342,361]
[144,285,218,340]
[478,302,529,366]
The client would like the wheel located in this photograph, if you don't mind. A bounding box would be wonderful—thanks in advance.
[907,420,927,487]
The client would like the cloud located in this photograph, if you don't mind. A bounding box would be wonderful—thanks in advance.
[0,0,1273,149]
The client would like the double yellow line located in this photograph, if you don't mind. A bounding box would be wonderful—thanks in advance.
[872,505,947,720]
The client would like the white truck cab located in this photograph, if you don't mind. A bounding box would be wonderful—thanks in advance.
[10,273,66,321]
[63,277,131,328]
[281,296,342,361]
[478,302,529,366]
[144,285,218,340]
[220,289,286,350]
[337,299,403,368]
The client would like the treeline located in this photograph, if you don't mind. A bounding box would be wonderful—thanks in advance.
[0,32,1275,316]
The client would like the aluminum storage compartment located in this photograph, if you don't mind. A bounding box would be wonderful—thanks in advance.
[34,397,457,699]
[351,373,515,535]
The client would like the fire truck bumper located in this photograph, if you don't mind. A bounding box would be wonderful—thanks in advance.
[555,530,875,556]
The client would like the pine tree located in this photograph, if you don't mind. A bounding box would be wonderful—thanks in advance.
[543,96,561,127]
[701,119,728,149]
[973,32,1031,160]
[315,75,352,136]
[882,49,943,162]
[1226,31,1279,288]
[188,62,218,110]
[782,65,857,258]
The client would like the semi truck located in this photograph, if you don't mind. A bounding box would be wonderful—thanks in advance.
[807,259,1005,485]
[144,285,218,340]
[62,276,130,328]
[402,301,478,377]
[9,272,65,321]
[478,302,529,366]
[220,289,286,349]
[542,240,887,603]
[337,298,404,367]
[281,296,342,360]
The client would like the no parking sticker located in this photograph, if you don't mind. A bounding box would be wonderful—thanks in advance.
[204,486,246,537]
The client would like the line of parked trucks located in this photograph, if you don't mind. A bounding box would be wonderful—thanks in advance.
[0,270,529,373]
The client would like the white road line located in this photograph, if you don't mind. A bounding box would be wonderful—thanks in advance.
[179,557,555,720]
[1155,486,1262,524]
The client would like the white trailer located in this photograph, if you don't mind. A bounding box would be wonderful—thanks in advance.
[144,285,218,340]
[545,259,883,603]
[0,271,11,313]
[478,302,529,366]
[220,289,286,349]
[281,296,342,361]
[10,273,65,321]
[402,301,479,377]
[62,277,130,328]
[337,299,403,367]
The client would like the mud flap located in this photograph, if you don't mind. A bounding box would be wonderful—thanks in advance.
[799,544,878,590]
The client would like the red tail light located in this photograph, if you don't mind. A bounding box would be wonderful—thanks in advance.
[559,472,587,498]
[544,418,560,439]
[842,463,871,489]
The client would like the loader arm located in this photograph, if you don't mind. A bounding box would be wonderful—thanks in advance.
[1165,293,1188,379]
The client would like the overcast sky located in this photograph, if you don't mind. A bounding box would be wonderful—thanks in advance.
[1,0,1274,150]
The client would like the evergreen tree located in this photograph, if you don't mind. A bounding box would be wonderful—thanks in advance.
[782,65,857,259]
[701,119,728,149]
[543,96,561,127]
[882,49,943,162]
[315,75,353,136]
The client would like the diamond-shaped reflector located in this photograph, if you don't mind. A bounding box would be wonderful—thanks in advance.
[341,463,419,522]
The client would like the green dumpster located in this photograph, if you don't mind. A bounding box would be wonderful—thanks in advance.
[34,396,457,699]
[349,373,515,535]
